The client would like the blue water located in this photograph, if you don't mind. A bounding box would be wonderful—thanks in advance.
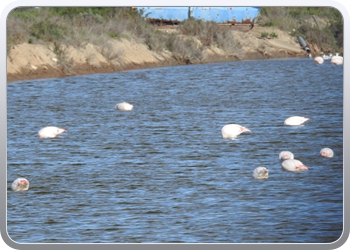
[7,58,343,243]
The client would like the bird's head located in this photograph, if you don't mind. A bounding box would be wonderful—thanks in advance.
[240,126,251,133]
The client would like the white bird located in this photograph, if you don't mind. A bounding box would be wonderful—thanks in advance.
[281,159,308,171]
[38,126,67,138]
[320,148,334,158]
[221,124,251,139]
[253,167,269,179]
[330,55,343,65]
[284,116,310,126]
[314,56,324,64]
[279,151,294,160]
[115,102,133,111]
[11,178,29,191]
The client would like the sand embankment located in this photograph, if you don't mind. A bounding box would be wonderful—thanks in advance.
[7,25,307,83]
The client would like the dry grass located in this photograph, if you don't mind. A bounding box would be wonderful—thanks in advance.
[214,28,243,57]
[100,41,124,62]
[166,35,204,63]
[52,42,74,74]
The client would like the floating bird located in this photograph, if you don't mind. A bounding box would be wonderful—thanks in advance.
[320,148,334,158]
[253,167,269,179]
[314,56,324,64]
[279,151,294,160]
[284,116,310,126]
[330,55,343,65]
[282,159,308,171]
[221,124,251,139]
[115,102,133,111]
[38,126,67,138]
[11,178,29,191]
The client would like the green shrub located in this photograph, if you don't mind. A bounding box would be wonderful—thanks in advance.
[29,19,66,41]
[47,7,116,19]
[8,7,39,21]
[261,32,269,38]
[269,32,278,38]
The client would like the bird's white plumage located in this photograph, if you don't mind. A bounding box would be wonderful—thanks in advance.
[11,178,29,191]
[330,55,343,65]
[253,167,269,179]
[115,102,133,111]
[314,57,324,64]
[320,148,334,158]
[38,126,67,138]
[281,159,308,171]
[221,124,251,139]
[284,116,310,126]
[279,151,294,160]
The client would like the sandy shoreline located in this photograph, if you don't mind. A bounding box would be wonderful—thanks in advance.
[7,26,308,83]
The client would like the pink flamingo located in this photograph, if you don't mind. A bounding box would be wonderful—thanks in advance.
[284,116,310,126]
[320,148,334,158]
[279,151,294,160]
[11,178,30,191]
[221,124,251,139]
[314,56,324,64]
[282,159,308,171]
[253,167,269,179]
[115,102,133,111]
[38,126,67,138]
[330,55,343,65]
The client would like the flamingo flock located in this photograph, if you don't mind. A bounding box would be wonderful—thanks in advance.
[236,115,333,179]
[314,53,343,65]
[10,84,337,190]
[247,116,334,179]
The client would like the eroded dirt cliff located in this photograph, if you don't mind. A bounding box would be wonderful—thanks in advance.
[7,26,307,83]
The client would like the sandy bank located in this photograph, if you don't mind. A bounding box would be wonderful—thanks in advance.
[7,26,307,83]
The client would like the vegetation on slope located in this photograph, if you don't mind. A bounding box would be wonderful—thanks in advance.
[258,7,343,53]
[7,7,243,64]
[7,6,343,60]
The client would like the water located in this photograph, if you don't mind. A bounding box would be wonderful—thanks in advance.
[7,58,343,243]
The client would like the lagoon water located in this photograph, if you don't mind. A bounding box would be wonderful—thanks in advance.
[7,58,343,243]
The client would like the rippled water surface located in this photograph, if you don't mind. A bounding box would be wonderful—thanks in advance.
[7,58,343,243]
